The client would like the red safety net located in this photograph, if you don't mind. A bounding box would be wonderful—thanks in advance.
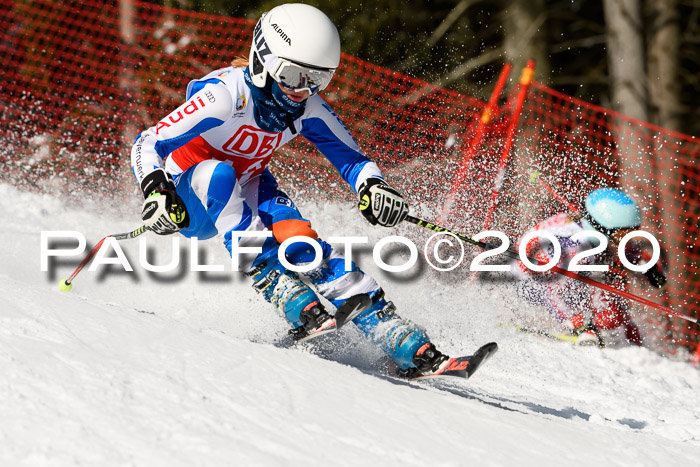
[0,0,484,208]
[1,0,698,359]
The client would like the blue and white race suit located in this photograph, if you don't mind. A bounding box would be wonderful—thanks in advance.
[130,66,431,368]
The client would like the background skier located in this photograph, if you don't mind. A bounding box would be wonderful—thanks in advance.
[513,188,666,346]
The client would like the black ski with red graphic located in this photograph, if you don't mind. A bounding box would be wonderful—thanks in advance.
[405,342,498,380]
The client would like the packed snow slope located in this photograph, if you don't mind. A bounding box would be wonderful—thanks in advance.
[1,183,699,466]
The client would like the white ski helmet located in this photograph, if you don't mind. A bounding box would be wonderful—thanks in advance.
[581,188,642,237]
[248,3,341,95]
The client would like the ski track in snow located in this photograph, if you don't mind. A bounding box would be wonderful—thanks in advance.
[1,183,699,466]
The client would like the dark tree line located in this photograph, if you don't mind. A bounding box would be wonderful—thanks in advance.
[160,0,699,137]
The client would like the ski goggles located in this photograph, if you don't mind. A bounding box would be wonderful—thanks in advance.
[268,58,335,95]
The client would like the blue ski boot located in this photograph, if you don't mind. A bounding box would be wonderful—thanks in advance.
[247,259,335,340]
[381,321,449,377]
[398,342,450,377]
[352,291,449,377]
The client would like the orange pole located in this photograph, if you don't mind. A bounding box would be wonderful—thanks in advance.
[440,63,512,222]
[481,60,535,232]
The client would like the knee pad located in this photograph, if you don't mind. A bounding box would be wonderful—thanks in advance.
[271,219,324,264]
[271,219,318,243]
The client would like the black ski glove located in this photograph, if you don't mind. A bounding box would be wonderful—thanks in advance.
[140,169,189,235]
[358,177,409,228]
[644,267,666,289]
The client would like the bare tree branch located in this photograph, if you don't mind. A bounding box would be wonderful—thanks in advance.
[427,0,479,47]
[441,47,505,85]
[548,35,607,53]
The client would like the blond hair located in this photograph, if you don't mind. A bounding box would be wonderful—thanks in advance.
[231,56,248,68]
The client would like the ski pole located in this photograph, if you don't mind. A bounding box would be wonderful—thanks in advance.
[59,225,150,292]
[528,170,580,214]
[405,215,698,325]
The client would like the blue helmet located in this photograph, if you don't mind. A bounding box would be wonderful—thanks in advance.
[581,188,642,238]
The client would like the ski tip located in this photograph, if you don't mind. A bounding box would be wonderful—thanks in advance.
[466,342,498,379]
[334,293,372,329]
[400,342,500,381]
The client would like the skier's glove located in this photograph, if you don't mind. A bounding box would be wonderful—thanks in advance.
[358,177,409,228]
[140,169,189,235]
[644,267,666,288]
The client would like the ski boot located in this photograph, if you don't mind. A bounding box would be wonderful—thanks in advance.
[287,297,336,341]
[373,316,449,378]
[247,259,335,341]
[396,342,450,378]
[565,314,603,347]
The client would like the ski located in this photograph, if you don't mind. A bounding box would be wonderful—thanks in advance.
[294,317,337,342]
[294,293,372,343]
[499,322,577,343]
[402,342,499,380]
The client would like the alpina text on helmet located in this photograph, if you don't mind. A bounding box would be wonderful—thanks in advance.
[270,23,292,46]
